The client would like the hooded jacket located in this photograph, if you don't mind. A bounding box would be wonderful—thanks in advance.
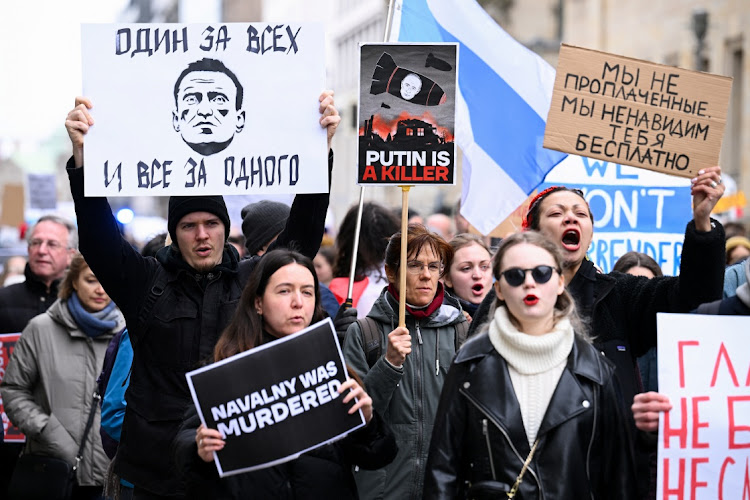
[342,288,467,500]
[66,154,330,496]
[0,299,124,487]
[423,332,637,499]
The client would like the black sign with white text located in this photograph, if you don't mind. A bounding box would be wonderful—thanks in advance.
[186,319,364,477]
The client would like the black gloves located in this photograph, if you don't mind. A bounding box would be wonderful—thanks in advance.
[333,301,358,346]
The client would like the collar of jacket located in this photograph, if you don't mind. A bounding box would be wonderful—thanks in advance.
[156,242,240,276]
[455,333,611,454]
[23,263,61,294]
[569,259,619,313]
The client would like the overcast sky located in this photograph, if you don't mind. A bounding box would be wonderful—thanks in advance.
[0,0,128,147]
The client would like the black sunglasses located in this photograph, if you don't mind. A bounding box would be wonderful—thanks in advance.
[500,265,559,287]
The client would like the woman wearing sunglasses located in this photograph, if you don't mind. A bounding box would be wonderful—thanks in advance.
[424,231,636,499]
[467,176,726,498]
[342,224,467,500]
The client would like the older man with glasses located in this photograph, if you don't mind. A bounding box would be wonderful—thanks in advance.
[0,214,77,333]
[0,214,77,496]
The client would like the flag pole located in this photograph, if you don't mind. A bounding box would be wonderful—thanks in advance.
[344,0,399,309]
[345,188,366,304]
[398,185,410,328]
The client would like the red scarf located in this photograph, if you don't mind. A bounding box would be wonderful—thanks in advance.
[387,282,445,319]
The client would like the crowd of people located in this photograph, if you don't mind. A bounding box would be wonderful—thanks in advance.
[0,87,745,500]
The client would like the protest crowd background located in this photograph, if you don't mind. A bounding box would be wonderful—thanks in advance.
[1,1,750,499]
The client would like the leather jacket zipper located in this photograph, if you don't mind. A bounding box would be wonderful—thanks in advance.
[482,418,497,480]
[460,387,542,497]
[586,390,597,500]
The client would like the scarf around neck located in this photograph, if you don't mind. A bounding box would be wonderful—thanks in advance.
[387,282,445,319]
[488,306,574,375]
[67,292,118,338]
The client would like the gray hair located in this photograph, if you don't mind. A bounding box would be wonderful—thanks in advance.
[27,214,78,250]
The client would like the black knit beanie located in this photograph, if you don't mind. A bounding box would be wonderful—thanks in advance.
[167,195,231,243]
[241,200,290,255]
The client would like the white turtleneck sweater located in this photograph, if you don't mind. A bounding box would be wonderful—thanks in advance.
[488,306,575,446]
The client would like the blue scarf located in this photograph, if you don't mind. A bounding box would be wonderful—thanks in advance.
[67,292,118,338]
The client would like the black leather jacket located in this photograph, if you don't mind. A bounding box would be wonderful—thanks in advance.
[424,332,637,500]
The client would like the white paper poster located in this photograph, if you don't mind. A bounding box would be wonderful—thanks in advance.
[81,23,328,196]
[657,313,750,499]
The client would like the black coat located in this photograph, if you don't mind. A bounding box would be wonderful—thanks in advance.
[424,333,637,500]
[173,403,398,500]
[0,264,60,334]
[469,220,725,416]
[468,221,724,498]
[66,154,331,496]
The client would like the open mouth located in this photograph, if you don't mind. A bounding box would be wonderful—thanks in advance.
[561,229,581,251]
[523,295,539,306]
[195,246,212,257]
[471,283,484,296]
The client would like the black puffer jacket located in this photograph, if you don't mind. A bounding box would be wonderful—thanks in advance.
[424,333,637,500]
[67,154,331,496]
[0,265,61,334]
[173,402,398,499]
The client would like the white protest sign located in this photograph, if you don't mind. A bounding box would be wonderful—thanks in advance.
[657,313,750,499]
[542,154,692,275]
[81,23,327,197]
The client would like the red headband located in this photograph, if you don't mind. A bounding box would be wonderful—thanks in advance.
[521,186,565,231]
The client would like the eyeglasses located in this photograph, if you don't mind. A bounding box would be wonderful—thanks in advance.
[500,266,559,287]
[28,239,66,251]
[405,260,443,275]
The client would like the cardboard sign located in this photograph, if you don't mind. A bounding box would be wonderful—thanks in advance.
[540,154,692,275]
[544,44,732,179]
[186,319,364,477]
[81,23,327,196]
[0,333,26,443]
[357,43,458,185]
[0,185,24,227]
[656,313,750,499]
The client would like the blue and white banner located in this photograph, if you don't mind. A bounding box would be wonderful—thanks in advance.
[542,155,692,275]
[390,0,567,235]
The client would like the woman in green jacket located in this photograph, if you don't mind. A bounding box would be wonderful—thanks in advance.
[343,224,467,500]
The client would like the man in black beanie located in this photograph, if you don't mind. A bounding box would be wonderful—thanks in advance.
[64,91,340,499]
[241,200,290,257]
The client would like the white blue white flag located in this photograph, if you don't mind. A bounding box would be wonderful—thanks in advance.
[390,0,567,234]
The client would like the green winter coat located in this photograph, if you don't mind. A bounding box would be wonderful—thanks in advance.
[342,287,466,500]
[1,299,124,487]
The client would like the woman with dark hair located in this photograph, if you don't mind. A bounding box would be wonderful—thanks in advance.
[329,202,400,318]
[445,234,493,322]
[612,251,663,279]
[173,249,397,500]
[1,253,124,500]
[425,232,636,499]
[469,170,726,499]
[342,224,468,500]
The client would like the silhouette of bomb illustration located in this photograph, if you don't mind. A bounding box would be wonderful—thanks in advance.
[370,53,447,106]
